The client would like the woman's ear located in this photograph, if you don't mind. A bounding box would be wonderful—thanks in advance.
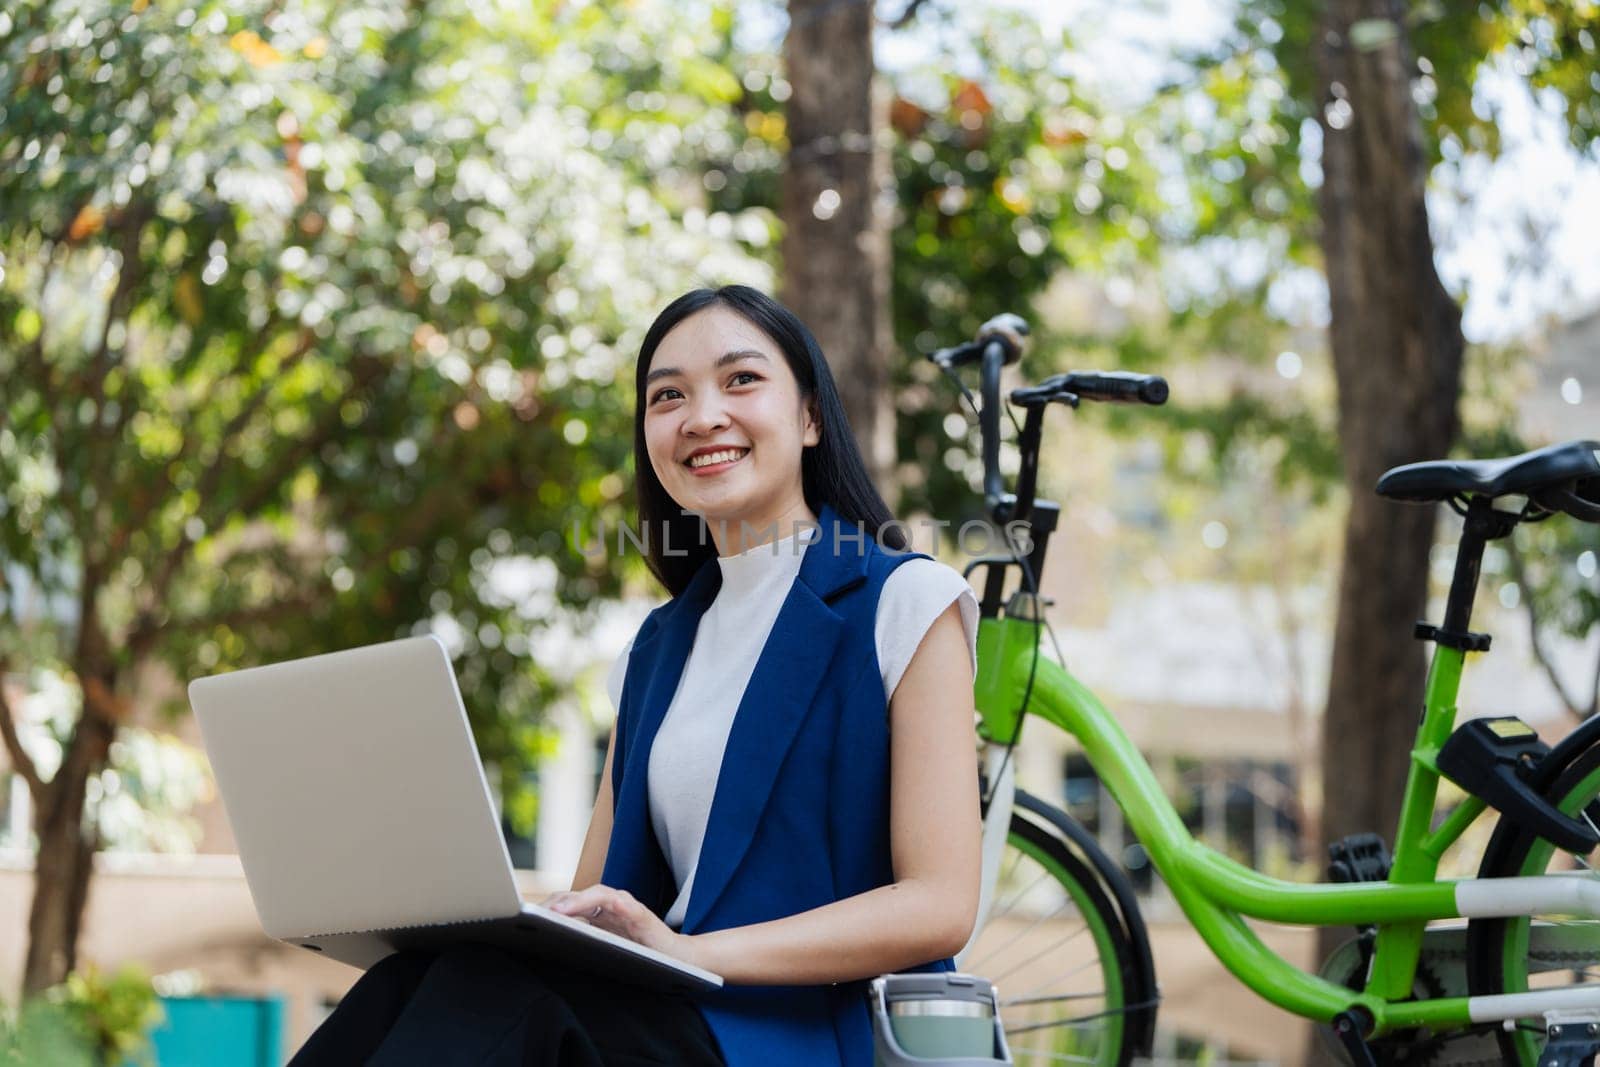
[802,399,821,448]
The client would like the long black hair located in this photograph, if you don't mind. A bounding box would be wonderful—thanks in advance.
[633,284,907,597]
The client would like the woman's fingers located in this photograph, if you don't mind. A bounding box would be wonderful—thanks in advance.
[539,889,598,924]
[548,886,609,919]
[545,886,655,943]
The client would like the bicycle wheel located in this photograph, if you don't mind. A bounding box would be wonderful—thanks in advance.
[1467,715,1600,1065]
[959,808,1146,1066]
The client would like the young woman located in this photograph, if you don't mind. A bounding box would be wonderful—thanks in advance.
[288,285,981,1067]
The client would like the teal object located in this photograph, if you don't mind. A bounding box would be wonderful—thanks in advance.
[869,973,1009,1065]
[889,1017,992,1060]
[137,995,284,1067]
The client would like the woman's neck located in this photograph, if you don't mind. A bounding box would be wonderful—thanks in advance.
[700,500,819,556]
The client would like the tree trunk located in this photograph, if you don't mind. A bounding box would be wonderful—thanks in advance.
[22,705,115,997]
[1313,0,1464,976]
[781,0,895,490]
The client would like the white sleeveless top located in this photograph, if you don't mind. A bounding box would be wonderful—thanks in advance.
[604,525,980,929]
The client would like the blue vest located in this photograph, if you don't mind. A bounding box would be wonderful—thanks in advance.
[602,502,957,1066]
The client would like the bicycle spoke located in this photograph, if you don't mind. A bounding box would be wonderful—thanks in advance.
[1009,954,1105,1007]
[1007,999,1154,1034]
[1002,991,1111,1007]
[1006,1015,1107,1037]
[1001,845,1026,884]
[977,814,1147,1065]
[994,864,1064,917]
[965,894,1081,974]
[1578,810,1600,871]
[983,921,1093,986]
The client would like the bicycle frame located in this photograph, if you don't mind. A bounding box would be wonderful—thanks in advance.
[974,604,1600,1037]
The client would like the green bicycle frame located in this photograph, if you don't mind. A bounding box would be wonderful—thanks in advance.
[973,605,1506,1036]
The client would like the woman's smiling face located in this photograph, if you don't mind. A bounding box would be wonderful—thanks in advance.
[642,305,819,552]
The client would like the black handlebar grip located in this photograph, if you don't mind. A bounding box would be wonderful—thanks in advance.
[1060,371,1168,405]
[979,339,1008,514]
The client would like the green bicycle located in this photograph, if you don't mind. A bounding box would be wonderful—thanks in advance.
[924,314,1600,1066]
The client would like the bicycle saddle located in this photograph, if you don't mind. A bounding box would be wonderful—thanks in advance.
[1376,439,1600,521]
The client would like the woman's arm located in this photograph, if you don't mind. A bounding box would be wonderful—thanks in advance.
[569,724,617,891]
[550,600,981,983]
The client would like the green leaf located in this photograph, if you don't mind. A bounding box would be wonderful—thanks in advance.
[680,56,742,105]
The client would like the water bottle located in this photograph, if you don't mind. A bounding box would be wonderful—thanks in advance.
[869,972,1012,1065]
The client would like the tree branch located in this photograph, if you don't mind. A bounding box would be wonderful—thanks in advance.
[71,559,109,685]
[100,324,315,570]
[123,355,388,653]
[206,354,386,532]
[73,208,153,571]
[0,663,47,802]
[1506,537,1587,720]
[886,0,933,29]
[105,322,288,562]
[82,204,150,421]
[8,250,65,446]
[189,329,318,510]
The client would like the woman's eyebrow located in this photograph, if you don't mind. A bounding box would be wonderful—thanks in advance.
[645,349,770,385]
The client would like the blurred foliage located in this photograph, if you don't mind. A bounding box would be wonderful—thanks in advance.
[0,964,159,1067]
[0,0,773,822]
[51,965,163,1067]
[1218,0,1600,163]
[4,665,211,851]
[862,7,1341,550]
[1161,0,1600,463]
[1179,0,1600,712]
[0,996,96,1067]
[882,11,1166,526]
[698,10,1171,525]
[701,6,1330,561]
[829,0,1596,721]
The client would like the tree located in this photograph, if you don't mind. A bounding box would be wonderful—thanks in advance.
[1175,0,1600,880]
[0,0,766,995]
[1312,0,1466,873]
[779,0,896,488]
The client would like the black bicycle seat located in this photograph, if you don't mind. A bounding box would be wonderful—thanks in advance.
[1377,440,1600,517]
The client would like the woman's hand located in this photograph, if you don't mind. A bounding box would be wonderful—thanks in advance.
[540,886,698,966]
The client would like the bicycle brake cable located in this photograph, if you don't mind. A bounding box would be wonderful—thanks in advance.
[983,519,1042,810]
[934,351,1047,811]
[932,357,983,423]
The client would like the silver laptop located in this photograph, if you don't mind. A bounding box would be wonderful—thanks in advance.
[189,634,721,993]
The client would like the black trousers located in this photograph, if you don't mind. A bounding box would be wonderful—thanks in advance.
[289,944,726,1067]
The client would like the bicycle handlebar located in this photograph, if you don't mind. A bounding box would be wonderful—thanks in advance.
[980,339,1009,517]
[931,316,1029,519]
[1027,370,1169,406]
[924,312,1169,528]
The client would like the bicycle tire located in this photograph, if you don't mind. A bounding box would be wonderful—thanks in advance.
[1010,788,1159,1056]
[1466,713,1600,1065]
[960,808,1148,1066]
